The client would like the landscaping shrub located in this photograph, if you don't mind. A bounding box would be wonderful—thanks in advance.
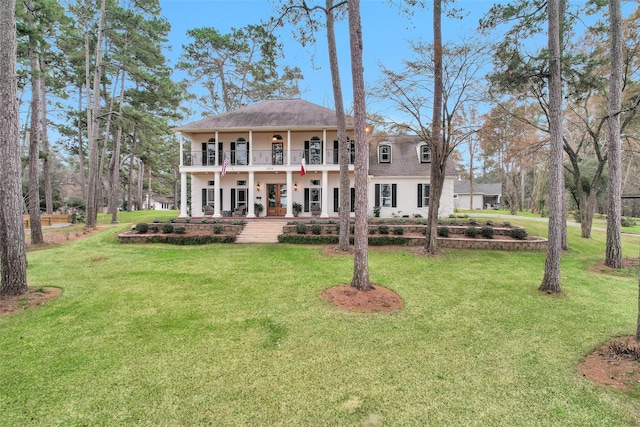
[481,225,494,239]
[502,221,512,227]
[509,228,527,240]
[135,223,149,234]
[369,228,377,234]
[378,225,390,235]
[437,226,450,237]
[469,218,478,225]
[174,226,186,234]
[296,223,307,234]
[311,225,322,235]
[162,224,174,234]
[621,217,637,227]
[464,226,479,238]
[393,227,404,235]
[213,225,223,234]
[486,220,494,226]
[150,225,159,232]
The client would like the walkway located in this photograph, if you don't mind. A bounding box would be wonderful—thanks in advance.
[235,220,288,243]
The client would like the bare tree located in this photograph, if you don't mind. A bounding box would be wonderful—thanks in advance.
[0,0,28,296]
[605,0,623,268]
[348,0,372,291]
[539,0,563,293]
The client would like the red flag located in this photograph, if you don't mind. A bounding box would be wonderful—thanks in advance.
[300,151,306,176]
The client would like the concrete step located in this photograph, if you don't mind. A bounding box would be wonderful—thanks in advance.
[236,220,287,243]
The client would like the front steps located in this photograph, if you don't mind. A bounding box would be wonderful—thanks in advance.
[235,220,288,243]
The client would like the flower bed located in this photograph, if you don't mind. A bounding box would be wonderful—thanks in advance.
[118,221,244,244]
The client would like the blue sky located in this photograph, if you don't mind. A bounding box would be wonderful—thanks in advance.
[159,0,501,122]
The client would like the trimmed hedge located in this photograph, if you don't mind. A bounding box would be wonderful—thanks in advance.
[145,235,236,244]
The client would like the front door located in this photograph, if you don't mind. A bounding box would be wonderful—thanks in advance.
[267,184,287,216]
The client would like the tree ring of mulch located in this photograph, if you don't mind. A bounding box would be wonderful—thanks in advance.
[321,284,404,313]
[0,287,61,317]
[578,336,640,393]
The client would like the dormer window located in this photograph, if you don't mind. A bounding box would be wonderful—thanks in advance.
[378,143,391,163]
[420,144,431,163]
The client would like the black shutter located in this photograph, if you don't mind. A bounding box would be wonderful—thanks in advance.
[220,188,223,210]
[333,140,339,164]
[218,142,223,166]
[375,184,380,207]
[333,188,339,212]
[304,140,309,165]
[350,187,356,212]
[304,188,310,212]
[231,189,236,211]
[392,184,397,208]
[202,143,207,166]
[417,184,423,207]
[202,188,207,207]
[230,142,236,164]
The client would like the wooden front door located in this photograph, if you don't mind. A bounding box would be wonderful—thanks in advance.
[266,184,287,216]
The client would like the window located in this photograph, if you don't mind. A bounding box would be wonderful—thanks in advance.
[375,183,397,208]
[202,138,216,166]
[417,184,430,207]
[304,188,322,212]
[378,143,391,163]
[420,145,431,163]
[333,187,356,213]
[231,138,248,165]
[310,179,320,186]
[272,142,283,165]
[308,136,322,165]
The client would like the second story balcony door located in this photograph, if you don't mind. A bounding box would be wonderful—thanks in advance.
[267,184,287,216]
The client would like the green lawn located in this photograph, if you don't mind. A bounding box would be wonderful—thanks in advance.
[2,213,639,425]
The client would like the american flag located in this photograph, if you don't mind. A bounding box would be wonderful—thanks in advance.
[221,152,228,177]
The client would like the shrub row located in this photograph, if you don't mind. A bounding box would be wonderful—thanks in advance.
[278,235,411,245]
[144,235,235,244]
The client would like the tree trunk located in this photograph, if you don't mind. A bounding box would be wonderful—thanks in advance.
[26,2,44,245]
[348,0,371,291]
[40,55,53,215]
[85,0,106,228]
[425,0,443,255]
[539,0,563,293]
[605,0,623,268]
[0,0,28,296]
[77,88,87,201]
[326,0,350,251]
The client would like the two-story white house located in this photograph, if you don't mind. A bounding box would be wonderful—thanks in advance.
[174,99,455,218]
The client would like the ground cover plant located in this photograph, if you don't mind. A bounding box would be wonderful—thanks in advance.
[2,213,640,425]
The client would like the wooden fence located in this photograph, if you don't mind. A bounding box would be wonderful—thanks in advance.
[23,214,71,229]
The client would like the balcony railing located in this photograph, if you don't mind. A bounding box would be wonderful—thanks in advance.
[183,149,355,167]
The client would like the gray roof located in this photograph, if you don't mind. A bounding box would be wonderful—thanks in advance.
[454,180,502,195]
[173,99,354,132]
[368,135,457,178]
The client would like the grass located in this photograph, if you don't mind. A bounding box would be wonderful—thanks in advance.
[2,212,640,425]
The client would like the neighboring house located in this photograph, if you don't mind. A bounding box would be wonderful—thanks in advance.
[142,196,174,211]
[454,179,502,210]
[173,99,455,218]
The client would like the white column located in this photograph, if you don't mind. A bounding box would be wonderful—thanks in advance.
[180,172,188,218]
[285,171,293,218]
[191,175,200,217]
[213,171,221,218]
[321,170,329,218]
[247,171,256,218]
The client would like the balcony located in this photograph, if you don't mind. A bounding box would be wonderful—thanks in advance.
[183,149,355,167]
